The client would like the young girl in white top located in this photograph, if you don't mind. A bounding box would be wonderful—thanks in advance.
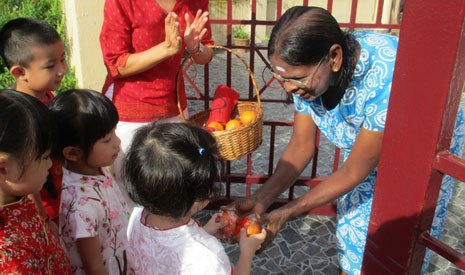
[49,89,133,274]
[123,122,266,275]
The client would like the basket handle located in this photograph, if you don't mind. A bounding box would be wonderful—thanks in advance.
[176,45,262,122]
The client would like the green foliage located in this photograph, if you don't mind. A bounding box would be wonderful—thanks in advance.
[0,0,78,93]
[232,25,250,40]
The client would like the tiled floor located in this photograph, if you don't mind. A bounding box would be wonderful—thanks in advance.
[188,50,465,274]
[195,182,465,274]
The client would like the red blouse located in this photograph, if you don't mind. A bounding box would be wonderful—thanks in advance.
[0,197,71,274]
[100,0,213,122]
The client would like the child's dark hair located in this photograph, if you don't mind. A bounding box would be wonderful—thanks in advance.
[123,122,224,220]
[0,17,61,69]
[48,89,119,160]
[0,89,55,173]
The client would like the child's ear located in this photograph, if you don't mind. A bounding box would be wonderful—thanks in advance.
[62,146,82,162]
[0,154,12,183]
[9,65,26,81]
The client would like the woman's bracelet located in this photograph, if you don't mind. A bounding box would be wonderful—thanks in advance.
[189,43,205,58]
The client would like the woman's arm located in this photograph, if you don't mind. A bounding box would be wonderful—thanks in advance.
[76,236,108,275]
[265,128,384,233]
[115,12,182,78]
[244,112,318,214]
[183,10,214,64]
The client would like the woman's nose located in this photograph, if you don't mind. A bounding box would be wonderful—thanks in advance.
[283,81,299,93]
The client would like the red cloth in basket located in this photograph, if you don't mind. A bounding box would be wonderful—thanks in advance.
[206,85,240,126]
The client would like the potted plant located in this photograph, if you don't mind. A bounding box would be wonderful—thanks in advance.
[232,25,250,53]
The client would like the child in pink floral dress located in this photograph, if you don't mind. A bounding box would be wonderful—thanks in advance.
[123,122,266,275]
[49,89,133,274]
[0,90,71,274]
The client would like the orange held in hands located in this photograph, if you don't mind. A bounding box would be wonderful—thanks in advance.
[207,121,224,131]
[243,216,262,236]
[235,215,262,241]
[220,209,262,243]
[220,209,240,242]
[225,119,242,130]
[240,111,257,124]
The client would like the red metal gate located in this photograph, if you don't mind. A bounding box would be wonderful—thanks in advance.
[362,0,465,273]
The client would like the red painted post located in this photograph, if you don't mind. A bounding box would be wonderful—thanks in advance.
[362,0,465,274]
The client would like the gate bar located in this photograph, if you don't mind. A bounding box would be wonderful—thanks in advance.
[362,0,465,273]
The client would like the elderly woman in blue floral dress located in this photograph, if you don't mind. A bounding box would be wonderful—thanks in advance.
[231,6,465,275]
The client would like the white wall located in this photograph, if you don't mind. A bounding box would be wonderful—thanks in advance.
[63,0,106,91]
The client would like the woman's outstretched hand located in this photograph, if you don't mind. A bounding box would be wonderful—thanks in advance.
[229,195,267,218]
[164,12,182,56]
[258,209,289,253]
[184,9,209,54]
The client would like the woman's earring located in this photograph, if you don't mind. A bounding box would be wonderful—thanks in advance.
[332,61,339,72]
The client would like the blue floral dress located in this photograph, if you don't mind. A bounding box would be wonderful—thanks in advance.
[293,31,464,274]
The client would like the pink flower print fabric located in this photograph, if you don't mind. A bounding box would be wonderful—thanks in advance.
[59,167,134,274]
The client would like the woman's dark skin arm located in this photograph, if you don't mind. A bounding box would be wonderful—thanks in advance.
[235,110,384,251]
[261,126,384,250]
[235,111,318,215]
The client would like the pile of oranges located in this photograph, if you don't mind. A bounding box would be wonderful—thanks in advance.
[207,110,256,132]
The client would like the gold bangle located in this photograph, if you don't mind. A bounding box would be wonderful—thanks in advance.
[189,43,205,58]
[190,49,202,57]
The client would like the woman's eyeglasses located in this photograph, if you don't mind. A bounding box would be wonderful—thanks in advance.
[262,55,327,90]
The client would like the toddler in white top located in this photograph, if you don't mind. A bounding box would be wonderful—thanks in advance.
[123,122,266,274]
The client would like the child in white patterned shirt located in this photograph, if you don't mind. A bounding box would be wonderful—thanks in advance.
[123,122,266,275]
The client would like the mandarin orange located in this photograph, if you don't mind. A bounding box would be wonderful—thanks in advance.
[225,119,242,130]
[240,111,257,124]
[207,121,224,131]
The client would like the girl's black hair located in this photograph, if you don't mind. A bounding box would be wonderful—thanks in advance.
[123,122,224,220]
[0,89,55,173]
[48,89,119,160]
[268,6,359,98]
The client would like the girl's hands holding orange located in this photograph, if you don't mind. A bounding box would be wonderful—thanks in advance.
[204,213,228,237]
[238,227,266,257]
[184,9,209,54]
[164,12,182,56]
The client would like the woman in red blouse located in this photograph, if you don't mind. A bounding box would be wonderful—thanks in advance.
[100,0,214,177]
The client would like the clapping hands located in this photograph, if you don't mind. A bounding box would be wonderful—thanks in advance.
[184,10,209,54]
[164,12,182,56]
[163,9,209,57]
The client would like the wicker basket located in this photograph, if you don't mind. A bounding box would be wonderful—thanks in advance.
[176,45,263,160]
